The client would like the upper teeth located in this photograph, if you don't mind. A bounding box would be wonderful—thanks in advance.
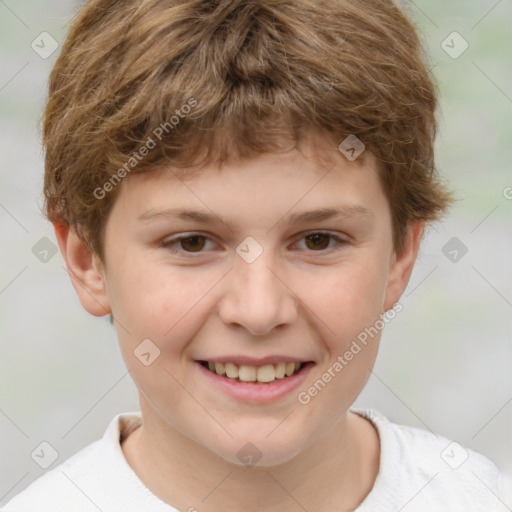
[207,361,302,383]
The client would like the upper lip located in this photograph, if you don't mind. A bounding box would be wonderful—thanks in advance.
[197,355,313,366]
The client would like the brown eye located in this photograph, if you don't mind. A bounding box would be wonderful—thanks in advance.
[179,235,206,252]
[161,233,216,256]
[304,233,331,250]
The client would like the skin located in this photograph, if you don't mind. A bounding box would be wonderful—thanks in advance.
[55,130,423,512]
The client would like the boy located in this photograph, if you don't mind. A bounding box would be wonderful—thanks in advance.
[1,0,503,510]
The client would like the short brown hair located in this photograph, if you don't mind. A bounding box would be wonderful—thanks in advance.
[42,0,452,261]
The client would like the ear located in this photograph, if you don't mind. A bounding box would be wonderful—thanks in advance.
[53,222,111,317]
[383,221,424,311]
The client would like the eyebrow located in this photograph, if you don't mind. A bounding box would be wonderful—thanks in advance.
[138,205,373,227]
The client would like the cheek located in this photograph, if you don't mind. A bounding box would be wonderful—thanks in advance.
[294,264,386,430]
[146,271,224,341]
[108,255,211,332]
[299,256,387,397]
[323,258,388,387]
[109,260,227,384]
[109,263,212,409]
[307,256,389,342]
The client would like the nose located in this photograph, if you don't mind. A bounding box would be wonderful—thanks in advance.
[217,251,298,336]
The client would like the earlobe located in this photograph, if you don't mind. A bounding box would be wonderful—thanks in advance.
[53,222,111,317]
[383,221,424,311]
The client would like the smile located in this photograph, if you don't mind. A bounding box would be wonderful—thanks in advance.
[195,360,315,403]
[199,360,303,383]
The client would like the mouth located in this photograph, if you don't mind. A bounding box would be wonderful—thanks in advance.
[195,359,315,403]
[198,360,306,384]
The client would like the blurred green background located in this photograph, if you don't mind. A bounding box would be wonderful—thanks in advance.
[1,0,511,506]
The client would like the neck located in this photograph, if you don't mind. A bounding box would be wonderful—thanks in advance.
[122,399,379,512]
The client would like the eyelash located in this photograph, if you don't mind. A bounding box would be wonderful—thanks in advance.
[160,231,348,256]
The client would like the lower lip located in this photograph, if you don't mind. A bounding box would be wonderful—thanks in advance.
[195,361,315,404]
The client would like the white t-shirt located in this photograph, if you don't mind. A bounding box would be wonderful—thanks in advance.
[1,409,503,511]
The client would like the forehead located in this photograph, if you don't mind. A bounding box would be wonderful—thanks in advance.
[112,142,388,233]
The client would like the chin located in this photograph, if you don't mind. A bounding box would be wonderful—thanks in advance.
[208,430,309,469]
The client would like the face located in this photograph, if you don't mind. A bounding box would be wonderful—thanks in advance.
[60,131,419,467]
